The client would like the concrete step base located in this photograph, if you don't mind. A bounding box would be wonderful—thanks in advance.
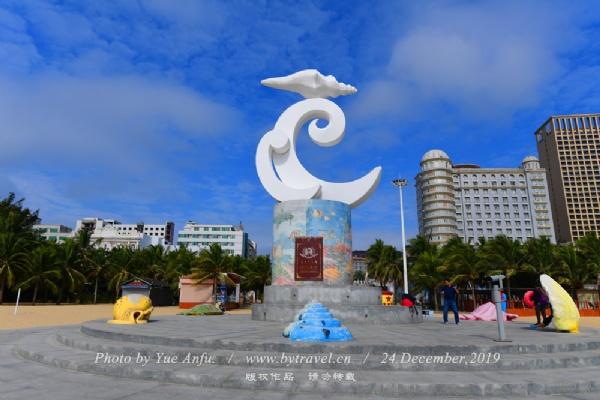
[14,331,600,398]
[53,328,600,372]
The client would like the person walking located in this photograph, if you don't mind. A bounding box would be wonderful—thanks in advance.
[440,279,460,324]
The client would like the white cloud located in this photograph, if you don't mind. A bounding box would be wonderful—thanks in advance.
[0,73,238,169]
[0,72,240,212]
[352,2,583,120]
[4,171,108,224]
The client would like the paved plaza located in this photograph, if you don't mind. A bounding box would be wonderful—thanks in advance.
[2,315,600,399]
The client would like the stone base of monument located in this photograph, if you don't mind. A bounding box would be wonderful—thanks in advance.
[11,315,600,398]
[252,285,421,324]
[261,198,421,324]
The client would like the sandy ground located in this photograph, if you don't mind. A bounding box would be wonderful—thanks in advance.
[1,304,598,330]
[0,304,252,330]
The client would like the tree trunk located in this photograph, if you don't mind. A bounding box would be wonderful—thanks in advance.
[431,287,439,311]
[93,277,98,304]
[32,283,38,306]
[213,277,217,304]
[0,277,5,305]
[56,286,63,305]
[471,282,476,312]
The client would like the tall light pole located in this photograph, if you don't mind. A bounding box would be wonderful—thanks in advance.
[392,178,409,294]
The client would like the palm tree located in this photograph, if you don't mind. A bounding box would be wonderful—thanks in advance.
[243,255,271,301]
[190,244,233,302]
[228,255,246,276]
[366,239,385,282]
[143,245,167,278]
[367,240,399,286]
[411,249,444,310]
[483,235,524,304]
[107,247,135,300]
[54,239,86,304]
[86,249,109,304]
[0,193,40,236]
[73,228,94,249]
[576,233,600,272]
[162,246,196,296]
[167,246,196,276]
[523,237,556,275]
[407,235,436,264]
[0,193,42,303]
[379,246,404,294]
[153,259,183,293]
[442,238,485,311]
[555,244,598,302]
[366,240,403,295]
[19,245,60,305]
[0,232,28,303]
[353,270,366,282]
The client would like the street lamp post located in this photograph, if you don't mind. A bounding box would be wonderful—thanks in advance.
[392,178,409,295]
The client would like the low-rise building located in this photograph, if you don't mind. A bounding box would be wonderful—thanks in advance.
[246,239,258,258]
[33,224,73,243]
[352,251,368,274]
[177,222,255,257]
[74,218,174,250]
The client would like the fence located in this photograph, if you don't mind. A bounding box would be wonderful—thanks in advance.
[575,289,600,316]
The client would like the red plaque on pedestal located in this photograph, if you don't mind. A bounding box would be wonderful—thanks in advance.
[294,237,323,281]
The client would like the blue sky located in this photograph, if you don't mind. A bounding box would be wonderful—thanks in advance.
[1,1,600,253]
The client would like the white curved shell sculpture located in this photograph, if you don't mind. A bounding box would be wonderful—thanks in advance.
[256,70,381,208]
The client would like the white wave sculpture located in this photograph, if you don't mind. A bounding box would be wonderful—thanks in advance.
[540,274,580,333]
[255,69,381,208]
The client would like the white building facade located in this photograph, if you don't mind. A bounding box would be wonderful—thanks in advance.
[416,150,556,246]
[177,222,255,257]
[73,218,174,250]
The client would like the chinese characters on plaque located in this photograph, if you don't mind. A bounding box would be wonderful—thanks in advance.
[294,237,323,281]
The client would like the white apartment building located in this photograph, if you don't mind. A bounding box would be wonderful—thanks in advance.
[177,222,255,257]
[139,223,175,244]
[416,150,556,246]
[74,218,174,250]
[33,224,73,243]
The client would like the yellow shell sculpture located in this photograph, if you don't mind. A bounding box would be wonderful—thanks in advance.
[540,274,580,333]
[108,294,154,325]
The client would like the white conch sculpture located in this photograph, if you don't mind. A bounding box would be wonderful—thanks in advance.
[256,69,381,208]
[261,69,358,98]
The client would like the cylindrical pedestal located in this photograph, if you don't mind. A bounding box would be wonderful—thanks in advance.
[272,199,352,286]
[253,199,421,324]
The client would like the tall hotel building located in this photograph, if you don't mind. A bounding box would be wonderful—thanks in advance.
[535,114,600,242]
[416,150,555,246]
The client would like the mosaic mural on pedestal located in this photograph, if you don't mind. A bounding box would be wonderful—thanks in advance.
[273,199,352,286]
